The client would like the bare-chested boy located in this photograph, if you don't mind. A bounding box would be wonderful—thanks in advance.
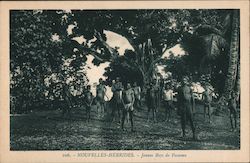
[228,91,237,132]
[84,85,94,122]
[163,84,174,122]
[202,83,213,123]
[96,78,106,118]
[62,83,73,117]
[133,82,142,110]
[121,83,135,132]
[177,76,196,140]
[111,77,123,122]
[146,80,158,123]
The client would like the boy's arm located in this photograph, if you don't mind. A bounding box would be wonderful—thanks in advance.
[132,91,135,104]
[171,90,174,100]
[111,85,115,92]
[121,91,125,107]
[202,92,205,100]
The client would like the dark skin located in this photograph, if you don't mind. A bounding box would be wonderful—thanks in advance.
[146,82,158,123]
[121,84,135,132]
[178,78,197,140]
[202,85,213,123]
[111,79,123,123]
[96,79,106,117]
[84,87,93,122]
[62,84,73,117]
[133,82,142,110]
[163,85,174,122]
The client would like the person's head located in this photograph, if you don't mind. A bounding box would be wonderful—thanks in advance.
[99,78,103,84]
[182,76,189,85]
[127,83,131,89]
[112,80,116,84]
[115,77,120,82]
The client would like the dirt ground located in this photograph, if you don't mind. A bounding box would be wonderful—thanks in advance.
[10,103,240,150]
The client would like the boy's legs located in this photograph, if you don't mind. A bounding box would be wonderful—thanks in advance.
[164,101,168,121]
[111,103,115,122]
[230,107,237,131]
[168,101,173,121]
[207,103,211,123]
[97,102,101,117]
[233,109,237,129]
[187,106,196,140]
[229,110,234,131]
[152,99,157,122]
[95,97,100,117]
[129,110,134,131]
[147,102,151,122]
[153,107,157,123]
[204,104,207,119]
[100,99,104,117]
[117,103,121,123]
[121,109,127,131]
[86,106,91,122]
[180,110,186,138]
[165,101,171,121]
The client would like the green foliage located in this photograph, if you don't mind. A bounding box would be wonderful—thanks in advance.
[175,9,233,95]
[10,10,88,113]
[10,9,238,113]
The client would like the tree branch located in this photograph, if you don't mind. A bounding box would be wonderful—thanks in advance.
[94,30,118,60]
[161,43,178,55]
[81,46,108,63]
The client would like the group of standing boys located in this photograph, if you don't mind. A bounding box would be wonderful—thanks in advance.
[110,77,141,132]
[80,76,238,139]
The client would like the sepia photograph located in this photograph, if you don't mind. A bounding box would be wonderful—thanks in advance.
[0,0,249,162]
[10,9,241,150]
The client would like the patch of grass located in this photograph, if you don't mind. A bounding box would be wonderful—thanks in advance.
[10,104,240,150]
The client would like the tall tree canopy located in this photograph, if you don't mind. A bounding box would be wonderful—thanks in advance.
[10,10,88,113]
[10,9,240,113]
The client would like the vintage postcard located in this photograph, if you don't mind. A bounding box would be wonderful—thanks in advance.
[0,0,249,162]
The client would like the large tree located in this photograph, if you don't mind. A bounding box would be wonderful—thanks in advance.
[223,10,240,99]
[180,9,239,97]
[10,10,88,113]
[66,10,193,87]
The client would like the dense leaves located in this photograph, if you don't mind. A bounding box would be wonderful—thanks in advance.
[10,9,239,113]
[10,10,88,113]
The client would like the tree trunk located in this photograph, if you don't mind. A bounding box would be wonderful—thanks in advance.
[234,60,240,102]
[223,10,240,98]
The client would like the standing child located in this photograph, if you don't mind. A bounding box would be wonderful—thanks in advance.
[84,85,94,122]
[177,76,197,140]
[146,81,158,123]
[228,91,237,132]
[202,83,213,123]
[163,84,174,122]
[62,84,73,117]
[111,78,123,123]
[96,78,106,118]
[121,83,135,132]
[133,82,142,111]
